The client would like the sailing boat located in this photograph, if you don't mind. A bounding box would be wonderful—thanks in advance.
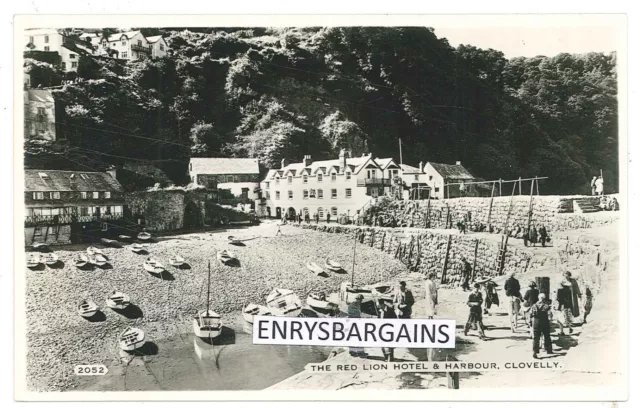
[341,230,374,301]
[193,260,222,340]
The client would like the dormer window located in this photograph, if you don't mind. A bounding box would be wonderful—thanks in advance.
[346,172,351,180]
[38,172,49,180]
[303,175,308,183]
[275,177,280,185]
[32,192,44,200]
[317,173,323,182]
[331,173,337,182]
[51,192,60,199]
[92,192,99,199]
[104,192,111,199]
[81,192,87,199]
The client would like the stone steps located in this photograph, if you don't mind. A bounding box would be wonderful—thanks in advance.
[574,198,600,213]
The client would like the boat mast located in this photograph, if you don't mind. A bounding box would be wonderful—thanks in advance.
[207,260,211,315]
[351,230,357,286]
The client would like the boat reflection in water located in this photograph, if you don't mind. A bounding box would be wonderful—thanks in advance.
[193,336,219,360]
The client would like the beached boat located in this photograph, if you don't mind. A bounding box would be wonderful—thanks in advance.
[74,253,90,268]
[242,303,272,324]
[86,246,105,256]
[32,242,50,252]
[119,327,146,352]
[228,236,243,245]
[101,238,121,247]
[77,299,99,318]
[43,253,59,266]
[372,284,393,295]
[118,235,133,242]
[143,258,165,274]
[169,255,186,267]
[306,261,325,276]
[138,231,152,241]
[306,292,337,312]
[26,253,42,268]
[193,261,223,339]
[325,259,343,272]
[92,254,108,267]
[106,291,130,310]
[217,250,236,265]
[266,288,302,317]
[129,243,149,253]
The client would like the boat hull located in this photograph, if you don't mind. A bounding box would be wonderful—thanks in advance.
[143,263,164,274]
[306,296,336,311]
[192,320,222,339]
[119,329,146,351]
[242,305,272,324]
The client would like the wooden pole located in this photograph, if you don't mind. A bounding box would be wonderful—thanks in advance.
[351,230,358,286]
[471,239,479,282]
[446,355,460,389]
[487,181,496,229]
[518,177,522,195]
[441,234,452,284]
[536,178,540,195]
[526,177,536,233]
[425,196,431,228]
[499,179,502,196]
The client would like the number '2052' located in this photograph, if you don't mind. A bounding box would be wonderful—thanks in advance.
[74,365,108,375]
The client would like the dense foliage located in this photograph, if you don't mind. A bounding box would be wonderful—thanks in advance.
[24,27,618,194]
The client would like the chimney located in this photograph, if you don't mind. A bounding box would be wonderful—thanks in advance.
[419,161,423,172]
[69,174,76,189]
[339,149,346,173]
[455,161,461,166]
[106,165,117,179]
[281,158,288,169]
[303,155,312,167]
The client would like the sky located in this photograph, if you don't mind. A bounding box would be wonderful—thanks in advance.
[432,25,619,59]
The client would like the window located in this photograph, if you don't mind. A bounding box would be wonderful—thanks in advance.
[189,163,192,171]
[429,175,433,181]
[33,192,44,200]
[80,206,89,216]
[61,62,66,69]
[303,175,308,183]
[265,182,270,189]
[70,54,76,59]
[331,207,338,216]
[346,172,351,180]
[331,173,337,182]
[37,107,45,116]
[160,44,165,51]
[435,187,440,193]
[310,189,316,198]
[71,62,78,68]
[318,189,323,199]
[102,222,108,232]
[288,190,293,200]
[226,175,234,183]
[44,46,50,51]
[275,191,280,200]
[275,177,280,185]
[44,35,49,43]
[345,188,352,198]
[81,192,87,199]
[331,189,337,199]
[112,42,116,46]
[121,52,128,59]
[51,192,60,199]
[318,208,324,218]
[122,40,127,46]
[287,176,292,184]
[92,192,99,199]
[414,175,419,181]
[303,208,309,217]
[317,173,323,182]
[114,205,123,214]
[303,190,309,199]
[266,191,271,199]
[138,40,142,46]
[104,192,111,199]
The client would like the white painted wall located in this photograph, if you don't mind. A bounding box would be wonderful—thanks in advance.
[150,39,168,58]
[423,163,446,199]
[218,182,260,200]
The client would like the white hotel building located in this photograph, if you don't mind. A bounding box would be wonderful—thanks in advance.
[259,150,400,220]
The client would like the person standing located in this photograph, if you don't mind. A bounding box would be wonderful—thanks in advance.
[377,298,396,362]
[523,227,529,247]
[595,175,604,196]
[556,281,573,335]
[461,258,472,291]
[563,271,582,322]
[464,283,487,340]
[583,287,594,324]
[393,281,415,319]
[528,225,538,247]
[424,273,438,318]
[315,212,319,224]
[591,176,597,195]
[538,225,548,247]
[522,281,540,338]
[530,293,554,359]
[327,213,331,224]
[347,294,366,357]
[482,278,499,316]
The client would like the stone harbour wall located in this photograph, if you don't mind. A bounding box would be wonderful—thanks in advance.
[24,225,72,246]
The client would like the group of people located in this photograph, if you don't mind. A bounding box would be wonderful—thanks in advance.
[590,175,605,196]
[280,211,328,226]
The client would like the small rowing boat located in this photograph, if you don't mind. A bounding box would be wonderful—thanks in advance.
[325,258,343,272]
[217,250,236,265]
[118,235,133,242]
[119,327,146,351]
[44,253,59,266]
[74,253,90,268]
[306,292,338,312]
[228,235,243,245]
[26,253,42,268]
[372,284,393,295]
[143,258,165,274]
[92,254,108,267]
[138,231,152,241]
[106,291,130,310]
[306,261,325,276]
[193,310,222,339]
[242,303,272,324]
[266,288,302,317]
[101,238,121,248]
[32,242,50,252]
[77,299,99,318]
[129,243,149,253]
[169,255,186,267]
[87,246,105,257]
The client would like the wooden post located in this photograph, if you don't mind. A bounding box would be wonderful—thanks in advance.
[446,355,460,389]
[499,179,502,196]
[370,229,376,247]
[445,204,451,229]
[425,196,431,228]
[487,181,496,229]
[471,239,479,282]
[536,178,540,195]
[526,177,536,233]
[440,234,452,284]
[518,177,522,195]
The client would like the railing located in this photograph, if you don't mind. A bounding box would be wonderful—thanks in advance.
[131,44,152,54]
[24,212,123,226]
[356,178,392,187]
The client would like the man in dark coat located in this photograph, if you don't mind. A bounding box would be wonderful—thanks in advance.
[377,298,397,361]
[538,226,548,247]
[530,293,554,359]
[461,258,472,291]
[528,225,538,247]
[393,281,415,319]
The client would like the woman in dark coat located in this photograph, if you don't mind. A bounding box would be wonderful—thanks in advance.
[528,225,538,247]
[538,226,548,247]
[556,282,574,335]
[464,283,487,340]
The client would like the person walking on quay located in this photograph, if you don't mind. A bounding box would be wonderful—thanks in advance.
[562,271,583,323]
[464,283,487,340]
[327,213,331,224]
[591,176,598,195]
[478,277,499,316]
[424,273,438,319]
[504,272,523,332]
[377,298,397,362]
[595,175,604,196]
[538,225,548,247]
[528,224,538,247]
[315,212,319,224]
[304,212,310,224]
[522,281,540,337]
[583,287,594,324]
[523,226,529,247]
[393,281,415,319]
[348,294,366,357]
[461,258,472,291]
[555,281,573,335]
[531,293,554,359]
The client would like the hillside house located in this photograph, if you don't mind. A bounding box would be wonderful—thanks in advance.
[189,158,260,205]
[260,150,397,220]
[146,35,169,59]
[400,162,431,200]
[24,169,127,245]
[24,28,81,72]
[424,161,477,199]
[24,89,57,142]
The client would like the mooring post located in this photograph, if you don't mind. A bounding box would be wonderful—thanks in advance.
[441,234,452,284]
[446,355,460,389]
[472,239,479,282]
